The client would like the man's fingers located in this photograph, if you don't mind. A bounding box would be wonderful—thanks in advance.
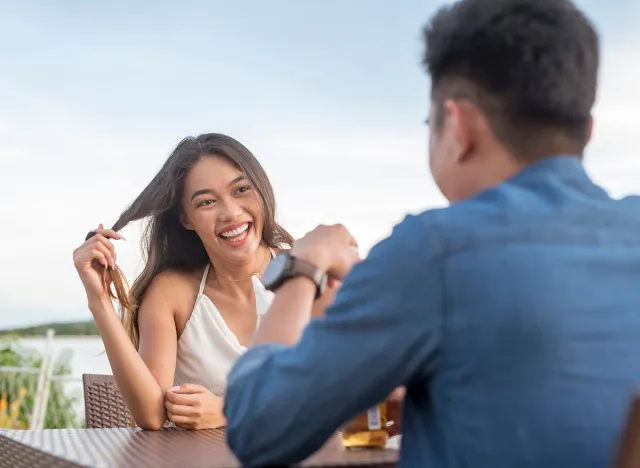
[385,387,404,436]
[387,420,401,438]
[347,245,360,263]
[330,223,358,248]
[386,387,405,417]
[330,246,360,280]
[387,386,406,402]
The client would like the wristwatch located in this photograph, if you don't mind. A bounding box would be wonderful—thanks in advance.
[262,252,327,299]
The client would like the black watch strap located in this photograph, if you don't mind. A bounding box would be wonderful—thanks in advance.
[263,253,328,299]
[290,256,328,299]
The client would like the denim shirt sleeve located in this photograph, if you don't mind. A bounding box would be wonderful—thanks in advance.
[224,213,444,466]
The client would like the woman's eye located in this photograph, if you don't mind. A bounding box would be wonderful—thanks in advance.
[236,185,252,194]
[197,199,215,207]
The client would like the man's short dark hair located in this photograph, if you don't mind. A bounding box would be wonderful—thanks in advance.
[423,0,599,161]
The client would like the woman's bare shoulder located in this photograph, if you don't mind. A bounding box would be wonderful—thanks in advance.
[140,268,202,311]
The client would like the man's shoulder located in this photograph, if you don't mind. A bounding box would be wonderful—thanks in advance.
[363,212,444,269]
[418,198,503,230]
[411,182,546,255]
[407,196,506,252]
[419,182,640,255]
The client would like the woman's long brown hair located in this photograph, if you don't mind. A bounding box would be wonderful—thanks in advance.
[102,133,293,349]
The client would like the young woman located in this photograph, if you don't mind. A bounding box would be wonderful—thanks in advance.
[73,133,332,430]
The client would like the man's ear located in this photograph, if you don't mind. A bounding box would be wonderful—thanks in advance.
[585,115,594,146]
[445,99,477,163]
[180,213,195,231]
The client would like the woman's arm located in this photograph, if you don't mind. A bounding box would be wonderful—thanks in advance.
[311,278,341,318]
[271,248,340,320]
[89,273,179,430]
[74,226,180,430]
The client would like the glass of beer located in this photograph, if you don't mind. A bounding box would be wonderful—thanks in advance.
[341,402,390,449]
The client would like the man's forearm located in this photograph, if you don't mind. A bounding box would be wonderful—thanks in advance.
[251,277,317,346]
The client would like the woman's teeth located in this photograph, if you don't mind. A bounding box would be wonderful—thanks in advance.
[220,223,250,242]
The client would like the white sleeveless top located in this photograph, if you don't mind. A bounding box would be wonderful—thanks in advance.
[174,258,275,396]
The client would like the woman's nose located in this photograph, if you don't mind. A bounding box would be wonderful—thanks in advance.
[219,198,243,221]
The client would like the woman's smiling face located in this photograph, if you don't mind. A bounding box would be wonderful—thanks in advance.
[180,154,264,264]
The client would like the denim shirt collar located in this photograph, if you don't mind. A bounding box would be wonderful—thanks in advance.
[510,155,588,183]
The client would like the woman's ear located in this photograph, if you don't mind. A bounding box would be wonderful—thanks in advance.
[180,213,195,231]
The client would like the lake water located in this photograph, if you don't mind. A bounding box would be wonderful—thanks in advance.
[17,336,112,377]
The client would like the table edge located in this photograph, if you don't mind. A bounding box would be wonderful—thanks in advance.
[0,432,85,468]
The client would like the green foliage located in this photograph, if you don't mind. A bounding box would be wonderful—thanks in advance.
[0,337,82,428]
[0,321,99,337]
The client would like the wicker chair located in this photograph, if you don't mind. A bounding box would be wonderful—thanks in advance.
[82,374,133,428]
[613,393,640,468]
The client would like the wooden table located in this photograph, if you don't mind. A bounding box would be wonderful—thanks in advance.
[0,427,398,467]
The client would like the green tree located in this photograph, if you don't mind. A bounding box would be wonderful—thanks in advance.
[0,321,99,337]
[0,338,81,429]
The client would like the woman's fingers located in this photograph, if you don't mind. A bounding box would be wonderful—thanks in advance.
[77,233,117,270]
[165,401,196,417]
[167,411,189,423]
[76,224,124,270]
[93,234,116,260]
[168,383,206,394]
[95,223,125,240]
[89,248,109,270]
[167,413,195,429]
[95,228,125,241]
[92,241,115,270]
[86,223,125,243]
[74,242,109,269]
[165,391,198,406]
[77,240,114,270]
[166,410,190,423]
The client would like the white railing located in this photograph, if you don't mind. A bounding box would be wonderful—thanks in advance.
[0,329,83,429]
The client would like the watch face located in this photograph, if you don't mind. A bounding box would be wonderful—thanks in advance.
[262,253,291,289]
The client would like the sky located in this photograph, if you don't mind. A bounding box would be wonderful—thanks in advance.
[0,0,638,328]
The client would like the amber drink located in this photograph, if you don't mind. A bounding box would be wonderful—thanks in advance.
[342,402,388,449]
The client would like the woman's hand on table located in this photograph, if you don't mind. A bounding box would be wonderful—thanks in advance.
[165,384,226,430]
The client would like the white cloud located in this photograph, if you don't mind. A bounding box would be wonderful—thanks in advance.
[0,81,440,322]
[583,44,640,198]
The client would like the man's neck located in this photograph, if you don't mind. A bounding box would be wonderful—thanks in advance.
[453,152,524,202]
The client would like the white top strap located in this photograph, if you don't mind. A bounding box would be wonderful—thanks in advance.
[198,264,210,297]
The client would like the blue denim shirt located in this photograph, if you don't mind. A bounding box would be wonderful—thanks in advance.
[224,156,640,467]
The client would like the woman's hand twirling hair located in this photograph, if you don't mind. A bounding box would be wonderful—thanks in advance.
[84,227,134,327]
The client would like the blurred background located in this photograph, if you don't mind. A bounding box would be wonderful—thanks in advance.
[0,0,638,428]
